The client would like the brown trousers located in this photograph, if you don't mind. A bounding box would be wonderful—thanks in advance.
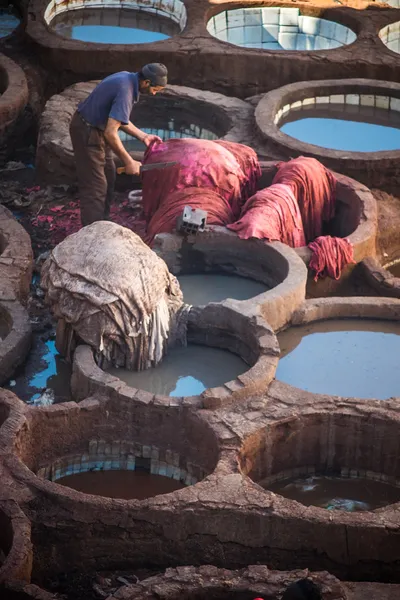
[70,111,116,226]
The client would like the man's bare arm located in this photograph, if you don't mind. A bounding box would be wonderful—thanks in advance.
[104,118,141,175]
[120,121,162,147]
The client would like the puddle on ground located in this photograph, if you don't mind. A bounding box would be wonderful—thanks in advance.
[267,475,400,511]
[5,338,72,405]
[280,105,400,152]
[51,8,179,44]
[107,344,247,396]
[276,318,400,399]
[384,258,400,278]
[56,469,184,499]
[177,273,268,305]
[0,9,20,37]
[119,115,218,151]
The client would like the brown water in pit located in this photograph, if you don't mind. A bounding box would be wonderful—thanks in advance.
[267,475,400,512]
[57,470,185,499]
[277,318,400,399]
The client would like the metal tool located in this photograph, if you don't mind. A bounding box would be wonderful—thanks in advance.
[117,161,178,175]
[177,205,208,235]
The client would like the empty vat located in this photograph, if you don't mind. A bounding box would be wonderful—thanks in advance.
[207,8,356,51]
[384,258,400,278]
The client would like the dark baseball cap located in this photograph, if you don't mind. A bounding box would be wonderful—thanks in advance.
[141,63,168,87]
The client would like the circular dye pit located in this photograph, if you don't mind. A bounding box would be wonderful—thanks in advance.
[0,8,20,38]
[207,8,356,51]
[277,319,400,399]
[177,273,268,305]
[57,469,185,499]
[46,0,186,44]
[107,344,247,397]
[279,98,400,152]
[384,258,400,278]
[268,474,400,512]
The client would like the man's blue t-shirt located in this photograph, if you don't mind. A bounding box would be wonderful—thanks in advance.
[78,71,139,130]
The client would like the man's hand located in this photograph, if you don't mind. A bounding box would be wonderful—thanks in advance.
[124,158,142,176]
[142,134,162,147]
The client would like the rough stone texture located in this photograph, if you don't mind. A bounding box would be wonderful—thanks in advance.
[153,229,307,332]
[24,0,400,99]
[71,302,280,409]
[2,292,400,584]
[106,565,347,599]
[0,205,33,304]
[360,257,400,298]
[0,53,29,157]
[0,300,32,387]
[344,581,400,600]
[255,79,400,189]
[36,82,257,185]
[0,495,32,586]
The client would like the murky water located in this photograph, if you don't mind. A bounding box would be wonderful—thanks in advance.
[0,10,20,37]
[57,469,184,499]
[277,319,400,399]
[177,273,268,305]
[384,259,400,278]
[51,8,179,44]
[119,116,217,151]
[5,339,72,405]
[107,344,247,396]
[280,105,400,152]
[267,475,400,511]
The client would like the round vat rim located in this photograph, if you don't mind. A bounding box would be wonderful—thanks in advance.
[3,395,220,509]
[36,0,189,49]
[206,4,358,54]
[152,225,307,333]
[0,301,31,388]
[239,406,400,523]
[255,78,400,163]
[70,303,280,409]
[0,499,32,586]
[274,295,400,403]
[0,53,28,131]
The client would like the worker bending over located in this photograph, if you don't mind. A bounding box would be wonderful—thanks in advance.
[70,63,167,226]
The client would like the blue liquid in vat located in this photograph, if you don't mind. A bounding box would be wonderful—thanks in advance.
[276,319,400,399]
[280,105,400,152]
[51,8,179,44]
[107,345,247,397]
[267,475,400,511]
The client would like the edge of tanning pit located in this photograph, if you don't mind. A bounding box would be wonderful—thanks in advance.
[71,303,280,409]
[153,228,307,333]
[360,256,400,298]
[255,78,400,189]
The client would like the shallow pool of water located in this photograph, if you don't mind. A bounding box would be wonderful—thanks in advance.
[57,469,184,499]
[385,258,400,278]
[51,8,179,44]
[0,10,20,38]
[5,339,72,405]
[276,319,400,399]
[267,474,400,511]
[280,105,400,152]
[177,273,268,305]
[107,344,247,397]
[119,115,218,151]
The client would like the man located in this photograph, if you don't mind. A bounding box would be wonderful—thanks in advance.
[69,63,168,226]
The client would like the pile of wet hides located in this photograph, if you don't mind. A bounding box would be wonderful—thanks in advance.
[41,221,187,370]
[141,138,260,243]
[228,156,354,280]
